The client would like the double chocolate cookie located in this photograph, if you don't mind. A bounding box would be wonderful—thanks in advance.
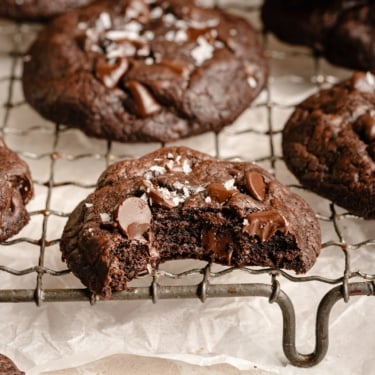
[61,147,321,298]
[23,0,268,143]
[262,0,375,71]
[283,72,375,219]
[0,137,33,242]
[0,354,24,375]
[0,0,95,22]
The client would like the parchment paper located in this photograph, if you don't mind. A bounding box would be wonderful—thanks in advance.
[0,1,374,374]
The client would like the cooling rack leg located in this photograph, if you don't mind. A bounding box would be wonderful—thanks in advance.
[279,281,375,367]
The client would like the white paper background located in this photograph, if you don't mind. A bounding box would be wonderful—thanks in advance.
[0,1,374,374]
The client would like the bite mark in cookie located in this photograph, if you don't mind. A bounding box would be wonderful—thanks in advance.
[60,147,321,298]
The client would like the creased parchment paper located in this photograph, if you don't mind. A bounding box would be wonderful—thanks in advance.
[0,1,374,374]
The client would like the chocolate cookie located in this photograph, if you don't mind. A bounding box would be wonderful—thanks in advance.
[0,0,95,22]
[0,137,33,242]
[282,72,375,219]
[0,354,24,375]
[60,147,321,298]
[23,0,268,143]
[261,0,375,71]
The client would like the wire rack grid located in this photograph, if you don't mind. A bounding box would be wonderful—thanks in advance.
[0,0,374,368]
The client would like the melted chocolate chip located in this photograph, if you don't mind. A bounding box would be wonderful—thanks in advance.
[159,59,193,79]
[95,57,129,88]
[245,170,266,201]
[186,27,214,42]
[353,113,375,143]
[116,197,152,240]
[207,183,235,203]
[126,80,162,117]
[201,229,233,264]
[148,187,177,209]
[127,222,150,239]
[243,210,288,242]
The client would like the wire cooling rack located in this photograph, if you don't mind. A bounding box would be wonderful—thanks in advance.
[0,0,374,368]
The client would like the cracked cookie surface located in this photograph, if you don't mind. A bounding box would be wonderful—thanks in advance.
[23,0,268,143]
[0,137,33,242]
[262,0,375,71]
[0,0,94,22]
[282,72,375,219]
[60,146,321,298]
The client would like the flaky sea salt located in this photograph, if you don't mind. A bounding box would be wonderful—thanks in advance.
[191,36,214,66]
[143,30,155,41]
[96,12,112,30]
[150,165,166,175]
[145,57,154,65]
[175,30,188,43]
[150,7,163,19]
[224,179,235,190]
[163,13,176,25]
[78,22,87,30]
[247,77,257,88]
[100,213,111,223]
[182,160,192,174]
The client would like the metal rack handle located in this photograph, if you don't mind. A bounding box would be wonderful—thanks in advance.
[0,281,373,367]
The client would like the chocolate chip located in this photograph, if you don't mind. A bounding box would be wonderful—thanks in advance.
[201,229,233,264]
[353,113,375,143]
[186,27,213,42]
[207,183,234,203]
[243,209,288,242]
[116,197,152,240]
[245,170,266,201]
[126,80,162,117]
[159,59,193,79]
[148,187,178,209]
[127,222,150,240]
[95,57,129,88]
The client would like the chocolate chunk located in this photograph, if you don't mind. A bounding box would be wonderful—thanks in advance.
[186,27,214,42]
[159,59,193,79]
[61,147,321,298]
[353,113,375,143]
[95,57,129,88]
[126,81,162,117]
[243,210,289,242]
[116,197,152,240]
[245,170,266,201]
[201,229,233,264]
[148,187,178,209]
[207,183,234,203]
